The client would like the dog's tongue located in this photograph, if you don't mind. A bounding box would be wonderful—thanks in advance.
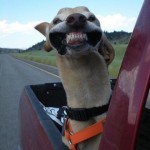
[66,32,87,45]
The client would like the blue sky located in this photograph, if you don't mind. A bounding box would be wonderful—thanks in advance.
[0,0,143,49]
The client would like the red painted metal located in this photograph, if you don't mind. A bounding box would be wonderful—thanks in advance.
[19,90,53,150]
[100,0,150,149]
[19,85,68,150]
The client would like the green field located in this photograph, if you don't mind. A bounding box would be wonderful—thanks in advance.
[14,50,57,66]
[108,44,127,77]
[13,44,127,78]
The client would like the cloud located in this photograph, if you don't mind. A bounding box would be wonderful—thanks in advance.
[0,20,44,49]
[0,20,41,35]
[0,14,136,48]
[96,14,136,32]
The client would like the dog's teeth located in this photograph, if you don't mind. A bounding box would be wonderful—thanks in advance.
[66,33,87,44]
[66,37,69,44]
[79,34,83,39]
[82,33,88,40]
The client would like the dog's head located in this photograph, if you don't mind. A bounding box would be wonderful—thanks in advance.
[35,6,114,65]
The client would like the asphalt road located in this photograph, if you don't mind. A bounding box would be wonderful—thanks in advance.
[0,54,60,150]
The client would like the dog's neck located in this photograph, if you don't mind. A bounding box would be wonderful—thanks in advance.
[56,51,111,109]
[57,51,111,149]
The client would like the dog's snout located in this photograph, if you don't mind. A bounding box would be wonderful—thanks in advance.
[66,13,86,28]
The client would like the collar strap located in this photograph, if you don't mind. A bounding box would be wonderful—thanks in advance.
[66,102,109,121]
[64,118,106,150]
[65,79,116,121]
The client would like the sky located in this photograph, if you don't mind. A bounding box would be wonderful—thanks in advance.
[0,0,143,49]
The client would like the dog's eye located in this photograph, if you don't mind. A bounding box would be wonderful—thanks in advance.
[53,18,62,25]
[88,16,96,22]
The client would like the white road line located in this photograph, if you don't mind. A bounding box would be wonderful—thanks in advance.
[17,59,60,79]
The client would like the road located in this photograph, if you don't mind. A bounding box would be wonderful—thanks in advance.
[0,54,60,150]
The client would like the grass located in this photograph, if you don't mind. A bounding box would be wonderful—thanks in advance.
[13,50,57,67]
[109,44,127,78]
[13,44,127,78]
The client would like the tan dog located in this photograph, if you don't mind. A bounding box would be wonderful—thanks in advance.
[35,6,114,150]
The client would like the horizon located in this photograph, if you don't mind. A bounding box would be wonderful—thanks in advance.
[0,0,143,49]
[0,30,131,50]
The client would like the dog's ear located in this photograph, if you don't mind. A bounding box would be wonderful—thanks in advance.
[35,22,53,52]
[98,33,115,65]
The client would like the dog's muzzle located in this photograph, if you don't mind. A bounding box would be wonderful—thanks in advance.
[49,13,102,55]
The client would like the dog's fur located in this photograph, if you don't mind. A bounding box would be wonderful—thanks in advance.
[35,6,115,150]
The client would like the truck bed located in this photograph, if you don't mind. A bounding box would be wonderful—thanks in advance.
[19,81,150,150]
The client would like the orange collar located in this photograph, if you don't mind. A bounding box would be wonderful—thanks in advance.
[64,118,106,150]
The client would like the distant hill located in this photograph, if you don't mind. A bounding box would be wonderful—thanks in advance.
[26,40,45,51]
[0,48,21,54]
[26,31,131,51]
[104,31,131,44]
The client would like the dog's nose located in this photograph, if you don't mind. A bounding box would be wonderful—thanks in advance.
[66,13,86,28]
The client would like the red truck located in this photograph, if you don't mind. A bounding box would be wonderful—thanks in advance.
[19,0,150,149]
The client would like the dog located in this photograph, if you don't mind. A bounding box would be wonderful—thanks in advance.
[35,6,115,150]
